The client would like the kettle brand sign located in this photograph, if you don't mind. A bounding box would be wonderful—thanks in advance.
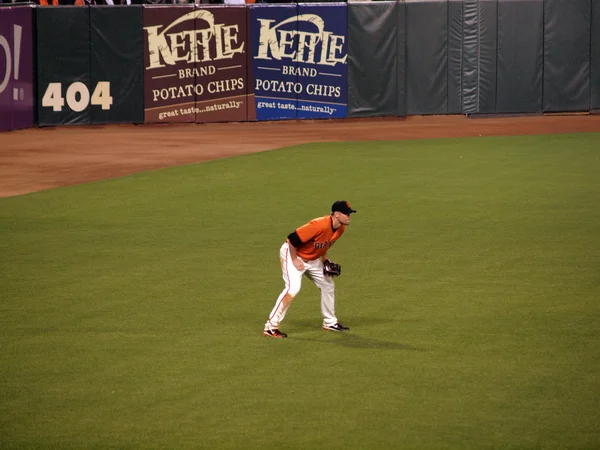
[143,7,248,123]
[249,5,348,121]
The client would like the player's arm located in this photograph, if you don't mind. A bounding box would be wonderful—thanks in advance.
[287,232,306,271]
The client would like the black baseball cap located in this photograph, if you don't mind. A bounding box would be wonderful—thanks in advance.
[331,200,357,215]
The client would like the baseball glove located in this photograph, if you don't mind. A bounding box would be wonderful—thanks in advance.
[323,259,342,277]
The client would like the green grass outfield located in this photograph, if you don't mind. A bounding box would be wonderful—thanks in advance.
[1,133,599,449]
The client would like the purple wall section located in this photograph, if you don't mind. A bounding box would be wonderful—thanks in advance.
[0,6,34,132]
[11,6,35,130]
[0,8,13,132]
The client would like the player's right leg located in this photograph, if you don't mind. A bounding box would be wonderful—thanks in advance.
[264,242,304,337]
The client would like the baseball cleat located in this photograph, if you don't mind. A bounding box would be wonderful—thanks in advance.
[263,329,288,338]
[323,323,350,332]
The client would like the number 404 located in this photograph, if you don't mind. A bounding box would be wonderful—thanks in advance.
[42,81,113,112]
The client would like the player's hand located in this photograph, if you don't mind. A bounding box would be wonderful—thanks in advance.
[292,258,305,271]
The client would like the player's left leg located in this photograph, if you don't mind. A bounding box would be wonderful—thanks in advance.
[305,260,338,327]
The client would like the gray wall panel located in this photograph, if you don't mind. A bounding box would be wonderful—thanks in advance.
[477,0,498,113]
[462,0,478,114]
[397,0,406,116]
[496,0,543,114]
[448,0,464,114]
[543,0,591,112]
[348,2,398,118]
[405,0,448,115]
[590,0,600,110]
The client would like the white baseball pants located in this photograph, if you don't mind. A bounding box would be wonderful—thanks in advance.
[265,241,338,331]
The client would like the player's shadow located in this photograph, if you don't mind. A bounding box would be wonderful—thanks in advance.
[289,316,393,330]
[289,319,424,352]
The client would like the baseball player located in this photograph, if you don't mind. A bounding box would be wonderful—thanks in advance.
[263,200,356,338]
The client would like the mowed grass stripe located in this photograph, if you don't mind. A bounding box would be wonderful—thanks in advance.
[1,133,599,449]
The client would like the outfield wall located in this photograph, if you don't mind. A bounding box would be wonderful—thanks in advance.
[1,0,599,131]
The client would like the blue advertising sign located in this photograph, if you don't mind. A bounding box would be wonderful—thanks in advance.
[249,3,348,121]
[249,4,298,121]
[296,3,347,119]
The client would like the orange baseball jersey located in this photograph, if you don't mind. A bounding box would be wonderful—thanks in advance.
[293,215,346,260]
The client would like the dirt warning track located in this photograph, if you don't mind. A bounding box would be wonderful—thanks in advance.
[1,114,599,197]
